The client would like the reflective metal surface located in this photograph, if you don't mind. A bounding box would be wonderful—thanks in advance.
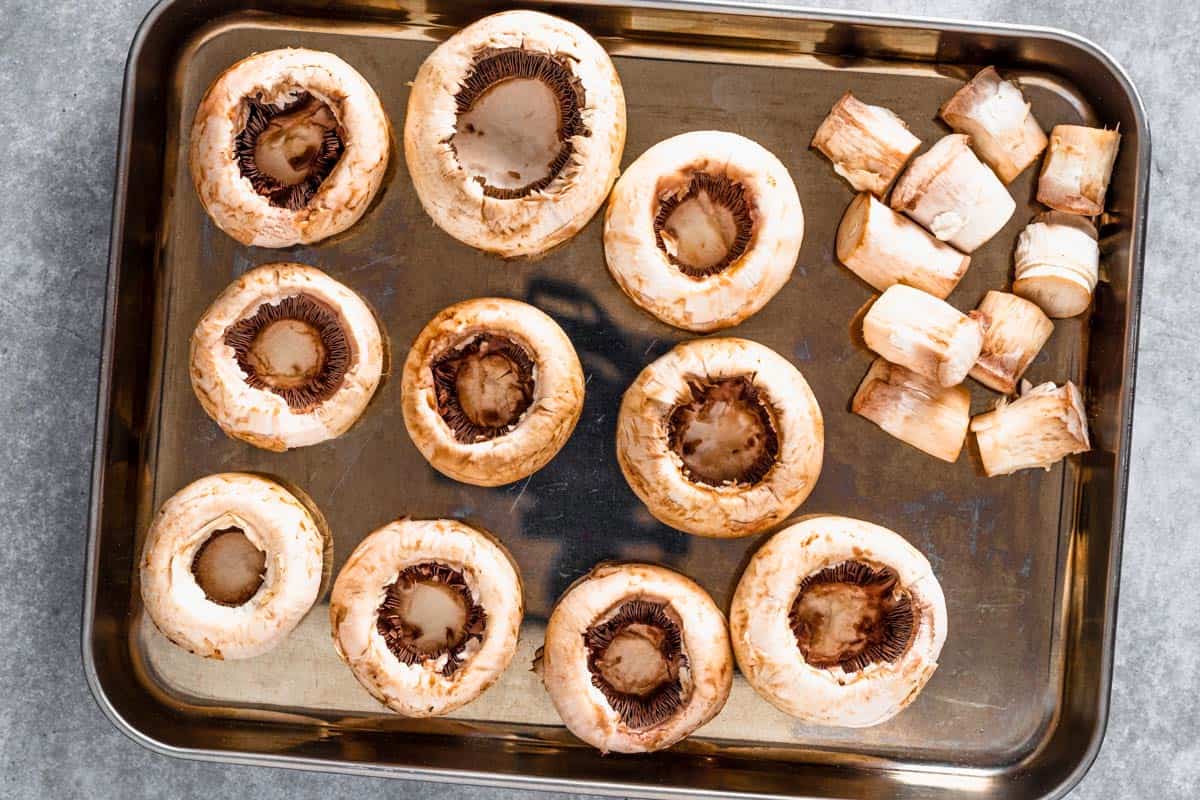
[86,1,1147,797]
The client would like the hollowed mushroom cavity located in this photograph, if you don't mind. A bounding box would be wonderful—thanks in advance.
[667,377,779,486]
[584,599,686,730]
[236,92,344,210]
[376,562,487,677]
[655,173,754,277]
[191,527,267,607]
[789,561,916,673]
[223,294,351,412]
[431,334,535,442]
[451,49,586,199]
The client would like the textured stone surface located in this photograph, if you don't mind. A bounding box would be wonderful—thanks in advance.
[0,0,1195,797]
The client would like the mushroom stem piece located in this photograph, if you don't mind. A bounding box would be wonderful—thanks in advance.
[811,92,921,196]
[1014,212,1100,318]
[890,134,1016,253]
[836,193,970,299]
[1037,125,1121,216]
[969,291,1054,394]
[970,381,1090,476]
[852,358,970,462]
[938,67,1047,184]
[862,284,985,387]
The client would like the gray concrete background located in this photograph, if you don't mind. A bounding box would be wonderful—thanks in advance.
[0,0,1195,797]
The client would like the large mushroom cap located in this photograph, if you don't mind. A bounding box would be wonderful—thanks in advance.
[139,472,329,660]
[604,130,803,332]
[730,515,947,727]
[404,10,626,258]
[330,518,523,717]
[189,48,390,248]
[539,562,732,753]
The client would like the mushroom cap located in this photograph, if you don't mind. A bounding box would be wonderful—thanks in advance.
[540,562,732,753]
[404,10,626,258]
[729,515,947,727]
[616,337,824,537]
[140,472,328,660]
[401,297,585,486]
[604,130,804,332]
[189,48,390,248]
[330,518,523,717]
[190,262,385,451]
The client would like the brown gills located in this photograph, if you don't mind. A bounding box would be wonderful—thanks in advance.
[235,92,344,210]
[789,561,916,673]
[223,294,350,412]
[452,48,586,199]
[191,528,267,607]
[376,562,487,678]
[654,172,754,278]
[584,599,686,730]
[667,376,779,487]
[432,334,535,443]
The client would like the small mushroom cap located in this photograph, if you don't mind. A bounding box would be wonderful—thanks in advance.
[404,10,626,258]
[604,130,803,332]
[140,472,328,660]
[540,562,732,753]
[189,48,390,248]
[616,338,824,537]
[330,518,523,717]
[190,263,384,451]
[401,297,584,486]
[730,515,947,727]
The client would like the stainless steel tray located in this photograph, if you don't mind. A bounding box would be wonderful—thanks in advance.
[85,1,1148,797]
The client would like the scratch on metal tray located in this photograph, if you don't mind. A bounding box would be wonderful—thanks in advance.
[509,475,532,514]
[931,695,1006,711]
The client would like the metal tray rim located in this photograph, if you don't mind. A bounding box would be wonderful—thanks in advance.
[83,1,1151,797]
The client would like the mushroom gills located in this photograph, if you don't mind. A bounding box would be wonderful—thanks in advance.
[585,599,686,730]
[655,173,754,277]
[789,561,915,673]
[191,527,267,606]
[667,376,779,486]
[223,294,351,411]
[235,92,344,210]
[432,334,535,442]
[376,562,487,677]
[451,49,585,198]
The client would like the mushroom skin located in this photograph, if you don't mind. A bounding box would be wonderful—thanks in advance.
[190,263,385,452]
[890,133,1016,253]
[938,66,1048,184]
[330,518,523,717]
[811,92,921,196]
[729,515,947,727]
[604,130,803,332]
[189,48,390,248]
[404,10,626,258]
[140,472,329,660]
[401,298,584,486]
[616,338,823,538]
[539,562,732,753]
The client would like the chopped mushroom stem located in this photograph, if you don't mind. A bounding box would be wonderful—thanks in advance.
[811,92,921,196]
[862,284,985,387]
[969,291,1053,394]
[836,193,970,299]
[852,358,971,463]
[1037,125,1121,216]
[1014,212,1100,318]
[970,381,1091,476]
[890,133,1016,253]
[938,66,1048,184]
